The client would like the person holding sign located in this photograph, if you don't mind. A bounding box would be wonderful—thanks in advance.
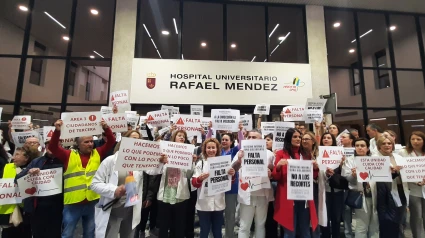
[398,131,425,238]
[232,130,274,238]
[272,128,318,238]
[191,138,235,238]
[375,135,409,238]
[49,119,115,238]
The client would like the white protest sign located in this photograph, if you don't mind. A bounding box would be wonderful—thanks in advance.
[0,179,23,205]
[103,113,128,133]
[147,110,170,128]
[43,126,55,142]
[60,112,102,139]
[139,129,148,138]
[317,146,344,170]
[11,115,31,130]
[207,155,232,196]
[172,115,202,139]
[254,104,270,115]
[261,122,275,137]
[158,127,170,136]
[201,117,211,131]
[241,140,268,177]
[303,98,326,124]
[115,137,162,171]
[101,106,113,114]
[273,122,295,151]
[161,105,173,118]
[17,168,63,198]
[356,156,392,182]
[287,160,313,200]
[344,147,355,157]
[211,109,240,132]
[110,90,130,108]
[191,105,204,116]
[282,106,305,122]
[139,116,147,125]
[240,115,253,131]
[125,111,137,116]
[239,176,270,192]
[172,107,179,117]
[127,114,139,130]
[395,156,425,182]
[11,131,40,147]
[60,138,74,147]
[160,141,194,170]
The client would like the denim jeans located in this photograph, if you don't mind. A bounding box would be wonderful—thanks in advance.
[198,210,224,238]
[283,201,311,238]
[62,201,96,238]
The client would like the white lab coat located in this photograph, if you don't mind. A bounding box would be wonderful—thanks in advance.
[90,152,160,238]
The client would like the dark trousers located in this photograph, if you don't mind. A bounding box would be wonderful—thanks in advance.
[158,200,188,238]
[31,204,63,238]
[198,210,224,238]
[185,190,197,238]
[321,191,344,238]
[1,213,32,238]
[265,201,278,238]
[134,203,153,238]
[379,219,400,238]
[150,199,158,229]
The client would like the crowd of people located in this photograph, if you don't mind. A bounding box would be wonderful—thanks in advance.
[0,109,424,238]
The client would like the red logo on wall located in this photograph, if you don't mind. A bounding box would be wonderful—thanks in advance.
[89,115,97,121]
[146,73,156,89]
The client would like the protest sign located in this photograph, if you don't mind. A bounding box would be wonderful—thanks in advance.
[211,109,240,132]
[115,137,162,171]
[241,140,268,177]
[127,114,139,130]
[160,141,194,170]
[11,115,31,130]
[101,106,113,114]
[172,115,202,139]
[0,179,23,205]
[317,146,344,170]
[201,117,210,131]
[207,155,232,196]
[240,115,253,131]
[60,138,74,147]
[239,176,270,193]
[261,122,275,137]
[356,156,392,182]
[254,104,270,115]
[158,127,170,136]
[344,147,355,157]
[303,98,327,124]
[17,168,63,198]
[11,131,40,147]
[139,116,147,125]
[124,174,140,207]
[110,90,130,108]
[103,113,128,133]
[60,112,102,139]
[191,105,203,116]
[161,105,173,117]
[287,160,313,200]
[146,110,170,128]
[273,122,295,151]
[282,106,305,122]
[395,156,425,182]
[43,126,55,142]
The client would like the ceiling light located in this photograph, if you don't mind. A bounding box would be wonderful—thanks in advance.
[156,49,162,59]
[412,125,425,128]
[333,22,341,28]
[349,49,355,53]
[201,42,207,47]
[89,55,95,59]
[143,24,151,38]
[378,64,385,67]
[370,118,386,121]
[352,29,373,43]
[44,12,66,29]
[162,30,169,35]
[93,50,104,58]
[90,9,99,15]
[270,32,291,56]
[231,44,236,48]
[387,124,398,126]
[251,56,256,62]
[390,25,396,31]
[62,36,70,41]
[269,24,279,38]
[264,59,267,62]
[19,5,28,11]
[404,119,424,122]
[173,18,178,34]
[151,39,157,49]
[181,54,184,60]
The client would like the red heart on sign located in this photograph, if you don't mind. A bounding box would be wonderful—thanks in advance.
[359,172,369,180]
[240,182,249,191]
[25,187,37,195]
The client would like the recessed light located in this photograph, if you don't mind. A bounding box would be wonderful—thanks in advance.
[201,42,207,47]
[90,9,99,15]
[231,44,236,48]
[19,5,28,11]
[62,36,69,41]
[162,31,169,35]
[89,55,95,59]
[333,22,341,28]
[278,36,285,40]
[349,49,355,53]
[390,25,396,31]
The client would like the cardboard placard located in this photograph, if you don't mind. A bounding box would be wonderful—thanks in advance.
[172,115,202,140]
[241,140,268,177]
[207,155,232,196]
[160,141,194,170]
[211,109,240,132]
[17,168,63,198]
[60,112,102,139]
[0,179,23,205]
[282,106,305,122]
[317,146,344,170]
[190,105,203,116]
[254,104,270,115]
[115,137,162,171]
[103,113,128,133]
[11,115,31,130]
[110,90,130,108]
[395,156,425,182]
[101,106,113,114]
[260,122,275,137]
[43,126,55,142]
[287,160,313,200]
[146,110,170,128]
[240,115,253,131]
[11,131,40,147]
[272,122,295,151]
[356,156,392,182]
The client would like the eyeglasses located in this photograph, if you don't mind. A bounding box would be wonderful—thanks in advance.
[302,138,312,141]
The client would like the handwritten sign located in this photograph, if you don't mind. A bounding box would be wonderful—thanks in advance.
[211,109,240,132]
[103,113,128,133]
[317,146,344,170]
[146,110,170,128]
[0,179,23,205]
[115,137,162,171]
[11,115,31,130]
[11,131,40,147]
[356,156,392,182]
[254,104,270,115]
[272,122,295,151]
[160,141,194,170]
[43,126,55,142]
[60,112,102,139]
[240,115,253,131]
[110,90,130,108]
[17,168,63,198]
[207,155,232,196]
[304,98,327,123]
[261,122,275,137]
[172,115,202,140]
[101,106,113,114]
[287,160,313,200]
[395,156,425,182]
[190,105,203,116]
[282,106,305,122]
[241,140,268,177]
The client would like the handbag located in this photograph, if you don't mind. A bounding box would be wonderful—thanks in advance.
[345,190,363,209]
[9,206,23,227]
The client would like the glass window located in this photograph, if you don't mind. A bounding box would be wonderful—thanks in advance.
[325,10,357,67]
[0,58,20,102]
[20,105,61,128]
[66,105,102,112]
[68,62,77,96]
[0,0,28,55]
[27,0,72,56]
[367,109,400,142]
[67,60,110,105]
[71,0,115,58]
[182,2,223,61]
[421,17,425,55]
[0,105,14,122]
[390,15,422,69]
[333,109,365,137]
[397,71,425,108]
[268,6,307,63]
[402,111,425,143]
[329,68,362,107]
[29,41,46,85]
[227,5,265,62]
[364,69,395,107]
[22,59,66,103]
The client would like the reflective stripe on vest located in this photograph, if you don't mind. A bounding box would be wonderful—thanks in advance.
[0,164,17,214]
[63,149,101,204]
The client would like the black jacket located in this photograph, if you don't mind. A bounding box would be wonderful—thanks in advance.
[376,180,406,223]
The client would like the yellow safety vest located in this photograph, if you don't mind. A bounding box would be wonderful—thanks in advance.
[0,163,18,214]
[63,150,101,204]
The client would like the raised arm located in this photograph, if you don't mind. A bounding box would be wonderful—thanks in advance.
[92,121,115,160]
[49,120,71,166]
